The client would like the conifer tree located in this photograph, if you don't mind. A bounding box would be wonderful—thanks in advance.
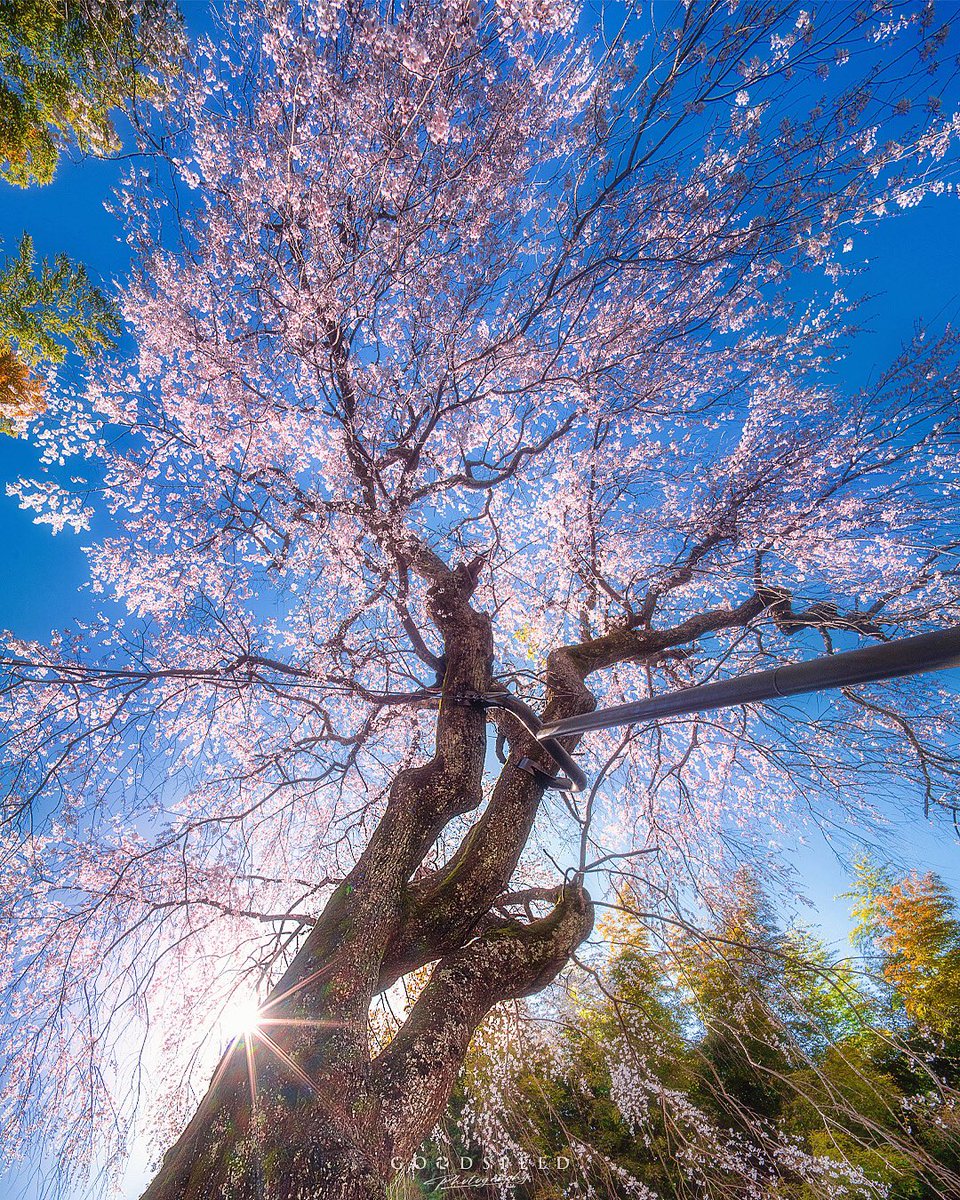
[0,233,118,432]
[0,0,179,187]
[427,874,960,1198]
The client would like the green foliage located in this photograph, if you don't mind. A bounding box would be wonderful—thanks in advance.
[0,233,119,433]
[425,870,960,1199]
[0,232,118,365]
[778,928,871,1049]
[0,1,180,433]
[677,872,799,1127]
[847,857,897,950]
[0,0,180,187]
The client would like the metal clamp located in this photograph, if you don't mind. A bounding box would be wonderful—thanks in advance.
[473,690,586,794]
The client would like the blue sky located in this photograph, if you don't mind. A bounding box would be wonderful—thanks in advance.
[0,1,222,641]
[1,3,959,1197]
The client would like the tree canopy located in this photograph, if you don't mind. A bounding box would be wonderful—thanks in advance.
[0,233,119,432]
[0,2,959,1198]
[0,0,178,186]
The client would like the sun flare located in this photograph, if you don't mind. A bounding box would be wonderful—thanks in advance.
[223,996,262,1041]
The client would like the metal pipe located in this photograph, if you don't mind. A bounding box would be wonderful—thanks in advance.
[538,626,960,739]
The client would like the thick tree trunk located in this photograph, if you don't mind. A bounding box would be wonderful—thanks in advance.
[140,888,593,1200]
[138,554,857,1197]
[140,562,595,1200]
[143,1106,391,1200]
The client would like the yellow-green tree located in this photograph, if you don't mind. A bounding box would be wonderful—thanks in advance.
[425,871,960,1199]
[0,232,118,432]
[0,0,179,186]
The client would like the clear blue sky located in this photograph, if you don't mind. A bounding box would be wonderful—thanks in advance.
[0,3,959,1197]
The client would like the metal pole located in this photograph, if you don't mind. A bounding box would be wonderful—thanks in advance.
[538,626,960,739]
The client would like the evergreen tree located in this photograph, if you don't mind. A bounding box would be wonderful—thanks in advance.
[679,872,797,1131]
[0,1,181,433]
[0,233,119,433]
[425,872,960,1198]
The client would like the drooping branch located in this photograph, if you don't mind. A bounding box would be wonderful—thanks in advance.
[4,3,960,1195]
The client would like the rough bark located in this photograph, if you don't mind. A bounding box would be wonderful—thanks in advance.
[140,562,595,1200]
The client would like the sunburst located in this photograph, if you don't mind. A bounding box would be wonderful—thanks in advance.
[222,993,346,1112]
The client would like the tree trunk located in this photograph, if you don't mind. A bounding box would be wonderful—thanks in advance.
[140,562,595,1200]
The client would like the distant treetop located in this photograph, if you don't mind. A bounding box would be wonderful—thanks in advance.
[0,0,182,187]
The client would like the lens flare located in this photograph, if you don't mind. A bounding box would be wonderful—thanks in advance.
[223,995,263,1041]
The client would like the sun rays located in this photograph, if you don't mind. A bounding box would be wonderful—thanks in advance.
[221,992,347,1113]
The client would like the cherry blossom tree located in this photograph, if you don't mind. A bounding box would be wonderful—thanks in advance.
[2,1,960,1197]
